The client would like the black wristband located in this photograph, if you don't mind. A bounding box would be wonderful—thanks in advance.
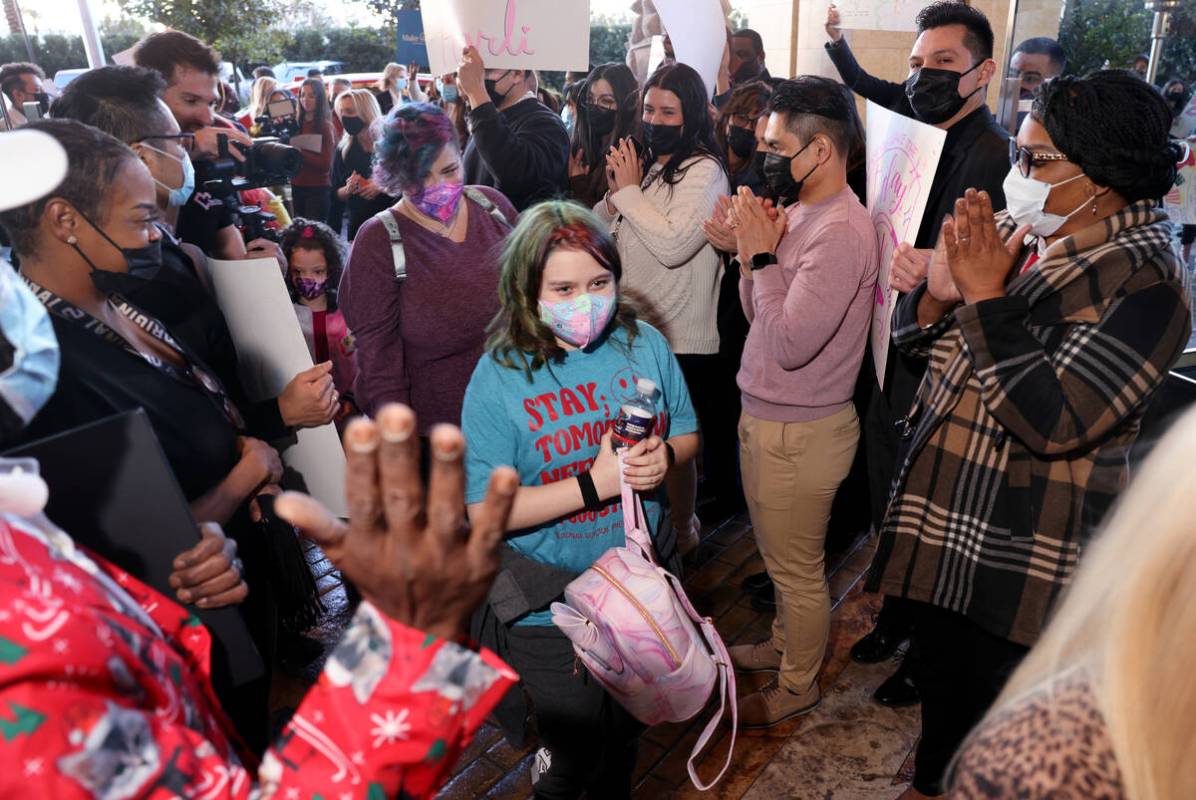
[665,441,676,467]
[751,252,779,270]
[577,471,601,510]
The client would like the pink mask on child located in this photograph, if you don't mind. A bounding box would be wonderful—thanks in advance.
[538,293,616,348]
[409,180,465,223]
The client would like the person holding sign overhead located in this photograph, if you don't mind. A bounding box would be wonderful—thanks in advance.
[825,1,1011,709]
[456,45,570,211]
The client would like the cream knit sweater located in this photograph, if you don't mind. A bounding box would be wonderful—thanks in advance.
[593,156,729,355]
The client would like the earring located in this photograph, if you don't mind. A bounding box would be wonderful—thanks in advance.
[66,235,78,244]
[1091,197,1098,216]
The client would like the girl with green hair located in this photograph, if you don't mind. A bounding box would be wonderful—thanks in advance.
[462,200,699,797]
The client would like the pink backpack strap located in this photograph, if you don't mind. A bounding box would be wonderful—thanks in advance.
[616,457,737,788]
[663,569,738,789]
[618,453,656,561]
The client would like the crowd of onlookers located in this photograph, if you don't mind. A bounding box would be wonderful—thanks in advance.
[0,3,1194,797]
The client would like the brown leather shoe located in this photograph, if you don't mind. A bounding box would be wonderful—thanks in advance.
[728,638,782,673]
[737,677,820,728]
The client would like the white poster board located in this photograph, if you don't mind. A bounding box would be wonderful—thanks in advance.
[422,0,591,79]
[653,0,726,100]
[206,257,348,518]
[866,100,946,384]
[1164,146,1196,225]
[835,0,925,31]
[1171,92,1196,139]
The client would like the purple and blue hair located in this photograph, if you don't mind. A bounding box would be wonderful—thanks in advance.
[372,102,457,195]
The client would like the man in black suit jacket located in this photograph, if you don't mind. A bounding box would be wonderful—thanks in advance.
[824,1,1011,728]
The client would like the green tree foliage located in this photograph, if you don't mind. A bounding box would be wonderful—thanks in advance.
[118,0,287,71]
[1059,0,1196,84]
[0,32,141,77]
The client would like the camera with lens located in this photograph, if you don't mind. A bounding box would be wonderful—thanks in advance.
[254,96,300,142]
[236,204,281,244]
[193,132,303,197]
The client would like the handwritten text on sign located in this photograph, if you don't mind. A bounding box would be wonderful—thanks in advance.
[865,101,946,384]
[422,0,591,79]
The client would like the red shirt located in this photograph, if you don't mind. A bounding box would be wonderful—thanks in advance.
[0,515,516,798]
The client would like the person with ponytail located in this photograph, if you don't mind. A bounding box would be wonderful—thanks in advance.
[461,201,699,798]
[593,61,730,551]
[339,102,515,445]
[870,70,1191,800]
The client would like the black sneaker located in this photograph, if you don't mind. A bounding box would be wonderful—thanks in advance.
[742,571,772,593]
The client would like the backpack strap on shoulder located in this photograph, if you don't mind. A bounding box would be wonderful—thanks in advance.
[464,186,513,229]
[373,208,406,283]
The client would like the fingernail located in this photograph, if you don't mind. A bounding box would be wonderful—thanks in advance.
[196,598,209,607]
[178,590,192,602]
[433,434,463,461]
[346,422,378,453]
[379,410,413,443]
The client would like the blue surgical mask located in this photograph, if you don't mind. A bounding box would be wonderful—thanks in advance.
[442,84,460,104]
[144,143,195,207]
[0,260,59,436]
[395,77,409,91]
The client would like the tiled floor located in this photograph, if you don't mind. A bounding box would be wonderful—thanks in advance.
[433,514,922,800]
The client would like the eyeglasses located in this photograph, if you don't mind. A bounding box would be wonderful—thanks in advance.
[1009,139,1070,178]
[730,112,764,128]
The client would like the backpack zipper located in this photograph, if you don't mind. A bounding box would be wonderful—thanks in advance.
[591,563,681,669]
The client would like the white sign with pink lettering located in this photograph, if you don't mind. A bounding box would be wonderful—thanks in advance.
[422,0,591,78]
[866,100,946,384]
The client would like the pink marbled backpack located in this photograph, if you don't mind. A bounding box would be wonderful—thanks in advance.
[550,460,737,790]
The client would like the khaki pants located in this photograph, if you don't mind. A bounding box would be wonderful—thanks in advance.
[739,406,859,694]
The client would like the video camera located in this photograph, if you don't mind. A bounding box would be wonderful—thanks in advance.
[254,96,300,142]
[236,204,280,244]
[193,132,303,198]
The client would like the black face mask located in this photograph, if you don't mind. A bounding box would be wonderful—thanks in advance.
[642,121,683,157]
[587,105,617,138]
[1168,92,1186,114]
[751,149,768,178]
[728,125,756,159]
[72,212,163,298]
[484,72,510,107]
[904,61,983,124]
[762,139,817,204]
[732,60,761,84]
[341,116,365,136]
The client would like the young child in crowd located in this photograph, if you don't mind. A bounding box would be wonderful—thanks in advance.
[281,219,358,425]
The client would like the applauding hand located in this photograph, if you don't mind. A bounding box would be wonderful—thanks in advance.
[943,189,1030,305]
[730,186,786,263]
[605,137,643,194]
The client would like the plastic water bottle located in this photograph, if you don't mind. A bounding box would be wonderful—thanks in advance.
[611,377,657,450]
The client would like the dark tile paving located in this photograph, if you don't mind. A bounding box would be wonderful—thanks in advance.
[433,513,922,799]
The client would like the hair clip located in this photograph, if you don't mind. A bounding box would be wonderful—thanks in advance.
[302,225,315,239]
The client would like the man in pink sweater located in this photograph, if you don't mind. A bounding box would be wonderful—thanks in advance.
[726,77,879,727]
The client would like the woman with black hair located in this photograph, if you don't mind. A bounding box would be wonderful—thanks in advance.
[872,70,1192,800]
[593,62,729,549]
[292,78,337,221]
[567,63,639,208]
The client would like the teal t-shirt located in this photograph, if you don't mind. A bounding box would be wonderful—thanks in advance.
[462,323,697,626]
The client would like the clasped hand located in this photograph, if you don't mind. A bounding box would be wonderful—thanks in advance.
[940,189,1030,305]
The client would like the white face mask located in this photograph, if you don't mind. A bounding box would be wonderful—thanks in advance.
[1001,166,1089,238]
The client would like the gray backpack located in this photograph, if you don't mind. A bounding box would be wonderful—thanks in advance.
[372,187,513,283]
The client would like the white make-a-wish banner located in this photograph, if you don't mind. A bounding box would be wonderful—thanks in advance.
[422,0,591,79]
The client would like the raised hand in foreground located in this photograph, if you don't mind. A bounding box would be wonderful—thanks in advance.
[275,403,518,639]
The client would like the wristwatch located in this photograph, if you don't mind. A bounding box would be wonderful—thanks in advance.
[750,252,778,270]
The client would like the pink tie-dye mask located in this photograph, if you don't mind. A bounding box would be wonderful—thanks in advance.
[538,293,616,349]
[409,180,465,223]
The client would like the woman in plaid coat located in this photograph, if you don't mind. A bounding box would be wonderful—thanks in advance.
[869,71,1192,799]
